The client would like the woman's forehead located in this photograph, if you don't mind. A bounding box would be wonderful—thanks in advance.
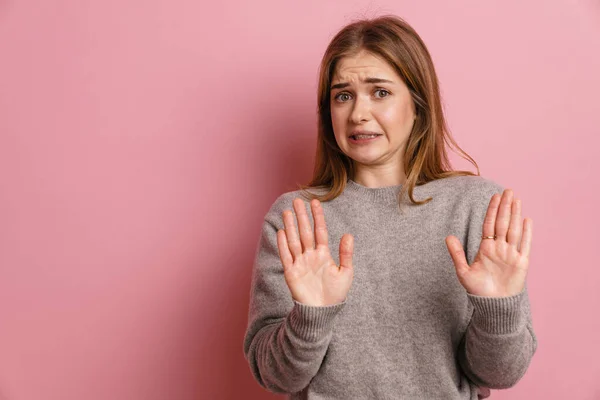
[331,67,399,88]
[332,52,398,83]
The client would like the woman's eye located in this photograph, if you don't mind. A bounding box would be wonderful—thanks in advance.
[334,89,390,102]
[335,93,351,102]
[375,89,390,98]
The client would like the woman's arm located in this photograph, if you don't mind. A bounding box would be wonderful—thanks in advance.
[243,217,346,394]
[456,180,538,388]
[458,285,538,388]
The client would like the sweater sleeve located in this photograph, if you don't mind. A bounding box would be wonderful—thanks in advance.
[457,179,538,389]
[243,202,346,394]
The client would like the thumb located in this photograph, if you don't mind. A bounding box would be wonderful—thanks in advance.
[339,234,354,272]
[445,235,469,277]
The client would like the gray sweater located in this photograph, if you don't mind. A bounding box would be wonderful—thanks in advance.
[243,175,538,399]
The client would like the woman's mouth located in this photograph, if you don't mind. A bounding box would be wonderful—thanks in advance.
[349,134,382,144]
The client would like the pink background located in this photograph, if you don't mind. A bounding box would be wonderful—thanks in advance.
[1,0,599,399]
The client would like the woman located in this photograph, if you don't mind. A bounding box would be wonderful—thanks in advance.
[243,14,537,399]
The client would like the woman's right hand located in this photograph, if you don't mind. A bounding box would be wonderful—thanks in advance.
[276,197,354,307]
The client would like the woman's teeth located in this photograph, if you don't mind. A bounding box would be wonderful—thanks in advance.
[353,134,379,139]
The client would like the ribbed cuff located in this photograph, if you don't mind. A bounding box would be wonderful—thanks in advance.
[467,288,526,335]
[286,300,347,342]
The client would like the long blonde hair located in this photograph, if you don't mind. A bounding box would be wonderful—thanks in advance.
[298,14,479,208]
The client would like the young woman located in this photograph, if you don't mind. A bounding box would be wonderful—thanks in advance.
[243,14,537,399]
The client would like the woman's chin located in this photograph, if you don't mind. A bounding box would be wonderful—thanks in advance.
[342,145,386,164]
[349,153,381,165]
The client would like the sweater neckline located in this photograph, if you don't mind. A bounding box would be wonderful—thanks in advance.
[345,179,403,203]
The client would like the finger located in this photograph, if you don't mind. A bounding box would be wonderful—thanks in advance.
[293,198,315,252]
[520,217,533,258]
[482,193,501,238]
[276,229,293,271]
[339,234,354,271]
[311,199,329,248]
[495,189,513,241]
[445,236,470,275]
[282,209,302,259]
[507,197,523,247]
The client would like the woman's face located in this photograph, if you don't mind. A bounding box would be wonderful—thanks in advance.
[330,50,416,169]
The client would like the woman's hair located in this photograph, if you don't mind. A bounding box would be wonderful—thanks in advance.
[298,14,479,208]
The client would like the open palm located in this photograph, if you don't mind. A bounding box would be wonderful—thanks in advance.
[277,198,354,307]
[445,189,533,297]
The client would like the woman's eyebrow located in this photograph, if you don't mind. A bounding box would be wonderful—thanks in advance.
[330,77,394,90]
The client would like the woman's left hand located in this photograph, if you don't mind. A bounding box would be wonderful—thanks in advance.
[445,189,533,298]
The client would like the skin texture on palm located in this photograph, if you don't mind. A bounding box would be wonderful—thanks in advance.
[445,188,533,298]
[276,198,354,307]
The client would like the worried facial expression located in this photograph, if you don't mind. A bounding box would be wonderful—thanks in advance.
[329,50,417,167]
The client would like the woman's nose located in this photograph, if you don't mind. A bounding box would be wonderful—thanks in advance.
[349,96,371,124]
